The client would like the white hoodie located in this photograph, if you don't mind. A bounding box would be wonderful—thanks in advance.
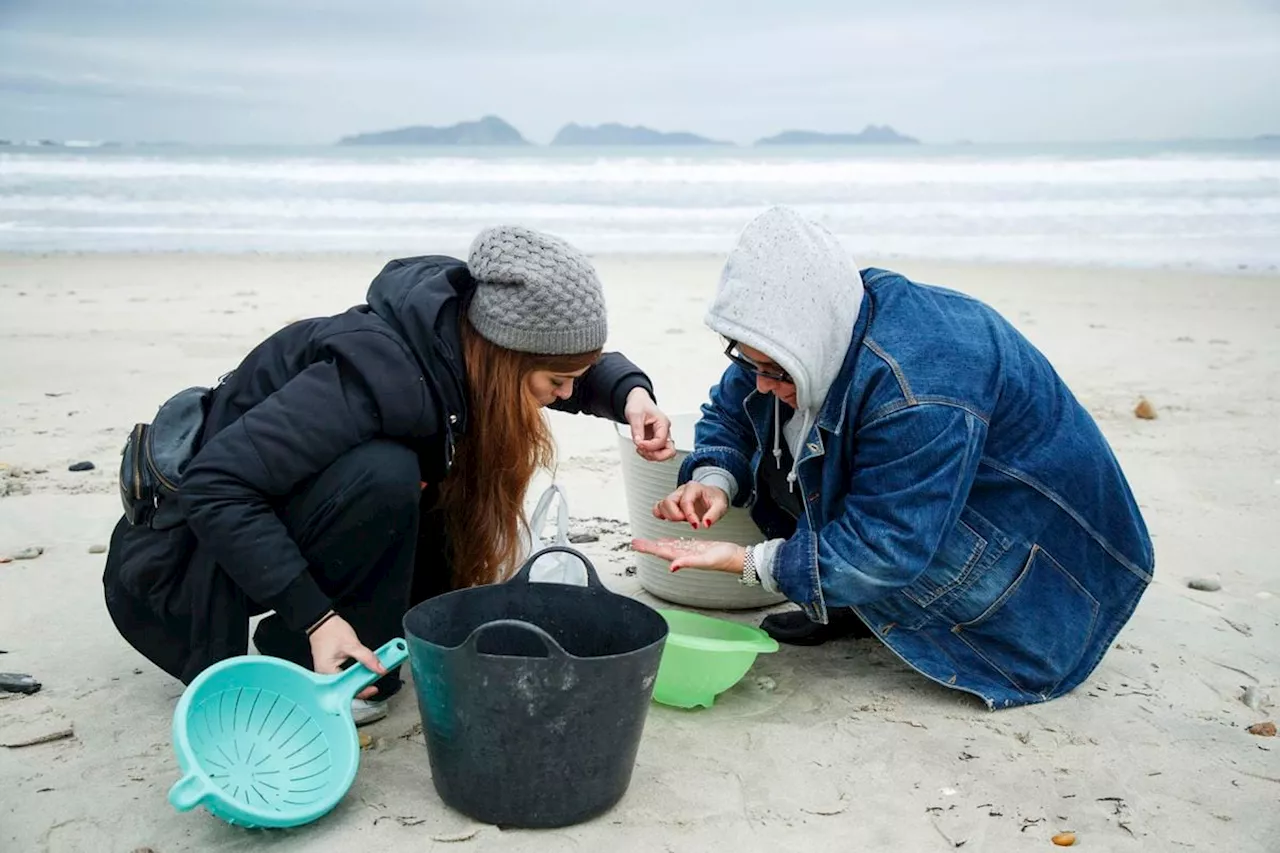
[693,206,865,590]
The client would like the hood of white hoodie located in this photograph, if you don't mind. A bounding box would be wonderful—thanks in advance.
[706,207,864,436]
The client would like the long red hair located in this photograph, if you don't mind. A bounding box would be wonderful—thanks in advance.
[436,316,599,589]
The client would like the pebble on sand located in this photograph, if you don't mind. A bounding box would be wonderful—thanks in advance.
[1242,686,1269,711]
[1246,721,1276,737]
[1051,831,1077,847]
[1134,398,1158,420]
[1186,577,1221,592]
[88,544,107,554]
[68,460,95,472]
[13,546,44,560]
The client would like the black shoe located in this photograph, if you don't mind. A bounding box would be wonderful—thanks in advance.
[760,608,873,646]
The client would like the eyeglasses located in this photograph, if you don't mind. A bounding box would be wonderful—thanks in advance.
[723,340,792,384]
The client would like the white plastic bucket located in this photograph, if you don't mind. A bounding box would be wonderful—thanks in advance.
[616,413,786,609]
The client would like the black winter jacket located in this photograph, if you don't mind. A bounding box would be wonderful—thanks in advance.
[103,255,654,683]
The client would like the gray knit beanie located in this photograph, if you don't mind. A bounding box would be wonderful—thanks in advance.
[466,225,607,355]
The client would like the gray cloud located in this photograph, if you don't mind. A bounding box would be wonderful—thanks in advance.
[0,0,1277,143]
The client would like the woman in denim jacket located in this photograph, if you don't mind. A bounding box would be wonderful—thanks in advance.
[634,207,1153,709]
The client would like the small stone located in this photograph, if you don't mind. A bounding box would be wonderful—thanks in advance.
[1246,721,1276,737]
[0,673,41,694]
[67,461,95,472]
[755,676,777,692]
[1134,398,1157,420]
[1242,686,1269,711]
[359,733,374,750]
[568,533,599,544]
[1052,831,1077,846]
[1187,577,1221,592]
[88,544,107,554]
[13,547,43,560]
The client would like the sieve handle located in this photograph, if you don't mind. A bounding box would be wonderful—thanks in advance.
[321,638,410,712]
[168,773,208,812]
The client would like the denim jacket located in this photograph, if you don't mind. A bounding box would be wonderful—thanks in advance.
[680,269,1154,708]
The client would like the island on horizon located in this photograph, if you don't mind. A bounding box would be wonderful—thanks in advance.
[332,117,923,147]
[755,125,920,145]
[337,115,529,146]
[550,122,729,146]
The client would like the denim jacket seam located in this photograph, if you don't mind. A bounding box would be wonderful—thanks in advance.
[863,399,912,425]
[902,517,987,610]
[1062,574,1148,696]
[913,395,991,425]
[1040,548,1103,697]
[863,337,916,404]
[859,398,991,432]
[860,268,898,288]
[878,619,1004,710]
[956,545,1102,697]
[952,546,1045,693]
[954,631,1036,695]
[808,528,822,613]
[980,456,1153,582]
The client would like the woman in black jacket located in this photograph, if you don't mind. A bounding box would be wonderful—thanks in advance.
[103,226,673,724]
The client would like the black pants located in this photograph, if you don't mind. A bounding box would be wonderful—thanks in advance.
[249,439,422,698]
[106,439,425,694]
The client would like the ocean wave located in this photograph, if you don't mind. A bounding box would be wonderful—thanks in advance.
[3,196,1278,220]
[4,154,1280,187]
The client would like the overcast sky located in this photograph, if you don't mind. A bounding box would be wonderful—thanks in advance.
[1,0,1277,145]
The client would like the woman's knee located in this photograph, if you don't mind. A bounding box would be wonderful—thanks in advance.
[287,439,421,535]
[340,440,422,518]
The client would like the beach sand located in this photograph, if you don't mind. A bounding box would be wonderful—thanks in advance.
[1,252,1277,851]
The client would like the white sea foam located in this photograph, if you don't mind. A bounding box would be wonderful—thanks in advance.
[1,145,1277,269]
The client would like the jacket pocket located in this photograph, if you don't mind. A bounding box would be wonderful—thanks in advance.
[951,544,1099,696]
[107,516,197,613]
[904,507,1007,609]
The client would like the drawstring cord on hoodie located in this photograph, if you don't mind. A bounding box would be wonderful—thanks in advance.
[773,395,798,494]
[773,395,783,470]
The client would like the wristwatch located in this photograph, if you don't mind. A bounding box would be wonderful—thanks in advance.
[740,546,761,587]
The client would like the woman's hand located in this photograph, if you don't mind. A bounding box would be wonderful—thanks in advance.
[624,388,675,462]
[653,482,729,529]
[631,538,746,574]
[308,614,387,700]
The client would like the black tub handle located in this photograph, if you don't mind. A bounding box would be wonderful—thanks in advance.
[511,545,605,589]
[463,619,570,660]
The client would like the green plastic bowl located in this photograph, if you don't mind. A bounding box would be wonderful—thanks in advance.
[652,609,779,709]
